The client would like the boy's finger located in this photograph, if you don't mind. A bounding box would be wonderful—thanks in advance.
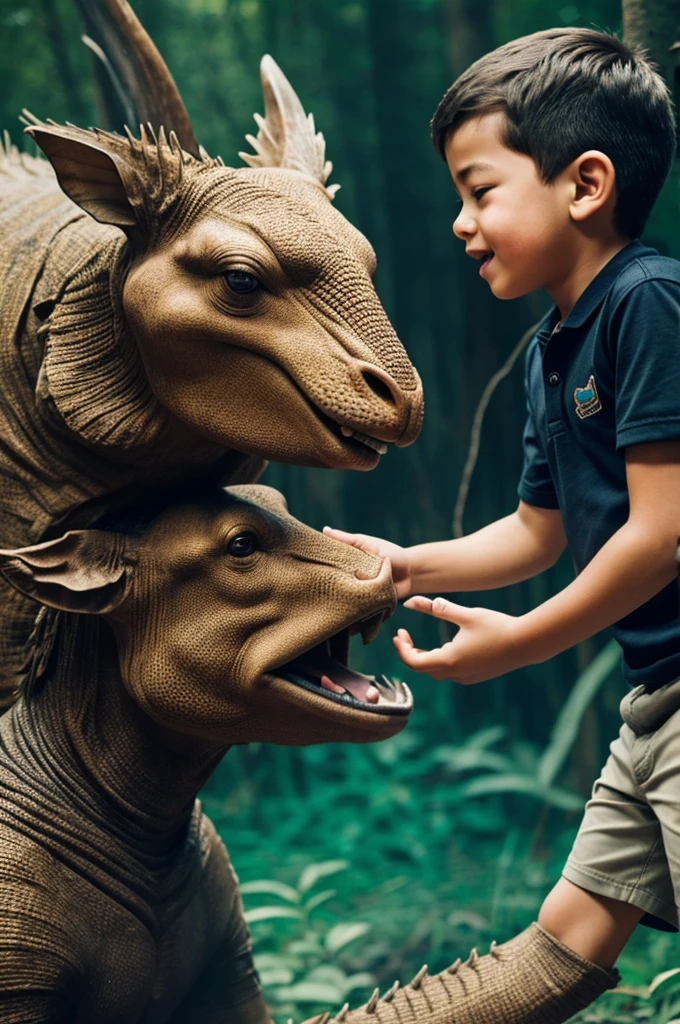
[396,627,414,647]
[393,636,450,672]
[323,526,356,541]
[404,595,467,624]
[403,595,433,613]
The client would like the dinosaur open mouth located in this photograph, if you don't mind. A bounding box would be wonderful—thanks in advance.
[273,612,412,716]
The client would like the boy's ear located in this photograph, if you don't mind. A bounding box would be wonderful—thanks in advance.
[0,531,135,614]
[26,123,140,228]
[569,150,617,224]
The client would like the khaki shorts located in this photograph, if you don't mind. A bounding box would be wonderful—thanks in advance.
[564,679,680,931]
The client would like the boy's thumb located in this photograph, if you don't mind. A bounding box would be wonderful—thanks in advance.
[431,597,467,622]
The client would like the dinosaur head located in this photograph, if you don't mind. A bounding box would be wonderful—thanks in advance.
[25,52,423,470]
[0,486,412,745]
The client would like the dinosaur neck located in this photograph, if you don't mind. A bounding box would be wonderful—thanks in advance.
[18,615,228,845]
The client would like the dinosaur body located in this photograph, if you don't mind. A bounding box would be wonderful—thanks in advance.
[0,485,410,1020]
[0,0,423,702]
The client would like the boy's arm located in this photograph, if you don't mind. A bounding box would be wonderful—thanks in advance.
[324,500,566,599]
[399,439,680,683]
[407,501,566,594]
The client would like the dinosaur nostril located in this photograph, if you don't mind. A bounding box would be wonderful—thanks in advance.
[362,370,396,405]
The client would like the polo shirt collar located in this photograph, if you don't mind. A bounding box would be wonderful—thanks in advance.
[536,239,651,345]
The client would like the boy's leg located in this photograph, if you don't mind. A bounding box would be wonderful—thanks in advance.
[538,877,643,967]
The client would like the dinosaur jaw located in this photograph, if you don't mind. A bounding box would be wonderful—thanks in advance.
[268,614,412,718]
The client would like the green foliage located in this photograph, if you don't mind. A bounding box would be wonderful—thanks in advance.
[201,647,680,1021]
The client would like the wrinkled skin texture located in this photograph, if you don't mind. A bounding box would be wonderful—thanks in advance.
[0,485,410,1022]
[0,66,422,703]
[300,925,618,1024]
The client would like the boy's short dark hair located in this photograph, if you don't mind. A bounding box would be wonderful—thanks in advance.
[431,28,675,238]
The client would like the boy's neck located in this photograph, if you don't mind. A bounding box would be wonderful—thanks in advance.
[548,235,631,321]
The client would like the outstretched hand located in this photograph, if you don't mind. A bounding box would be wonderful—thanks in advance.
[395,595,531,684]
[322,526,412,599]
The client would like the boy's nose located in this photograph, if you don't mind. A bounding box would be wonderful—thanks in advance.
[452,208,475,240]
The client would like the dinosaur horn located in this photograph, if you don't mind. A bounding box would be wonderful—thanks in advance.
[239,55,339,199]
[73,0,200,158]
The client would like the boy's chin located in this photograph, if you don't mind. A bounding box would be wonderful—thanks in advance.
[488,277,532,301]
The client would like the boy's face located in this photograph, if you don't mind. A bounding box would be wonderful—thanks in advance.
[445,112,576,301]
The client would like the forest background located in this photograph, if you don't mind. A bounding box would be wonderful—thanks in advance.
[1,0,680,1019]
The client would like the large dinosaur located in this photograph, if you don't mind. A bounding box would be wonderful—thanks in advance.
[0,483,411,1022]
[0,0,423,703]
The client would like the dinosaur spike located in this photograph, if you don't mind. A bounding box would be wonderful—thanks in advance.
[410,965,428,990]
[447,958,462,975]
[365,988,380,1013]
[20,108,41,126]
[123,125,137,145]
[146,122,158,146]
[465,949,479,969]
[335,1002,349,1020]
[198,144,211,162]
[157,125,167,149]
[168,130,180,153]
[382,981,400,1003]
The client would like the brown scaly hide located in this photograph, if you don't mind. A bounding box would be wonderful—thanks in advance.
[0,485,410,1022]
[0,118,423,703]
[301,925,618,1024]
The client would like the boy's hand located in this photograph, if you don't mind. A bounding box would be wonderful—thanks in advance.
[322,526,412,599]
[395,595,530,683]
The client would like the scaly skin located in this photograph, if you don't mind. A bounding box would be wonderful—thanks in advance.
[0,485,412,1022]
[0,2,423,702]
[301,924,619,1024]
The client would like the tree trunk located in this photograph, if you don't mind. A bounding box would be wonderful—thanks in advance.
[622,0,680,113]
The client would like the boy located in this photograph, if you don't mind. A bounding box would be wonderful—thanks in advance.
[323,27,680,1024]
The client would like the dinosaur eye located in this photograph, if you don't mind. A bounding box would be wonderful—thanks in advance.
[225,270,261,294]
[227,532,258,557]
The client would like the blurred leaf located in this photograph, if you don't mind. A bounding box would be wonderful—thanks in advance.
[244,906,303,924]
[305,889,337,913]
[538,639,621,786]
[240,880,301,903]
[274,981,344,1003]
[259,967,295,986]
[454,773,583,810]
[298,860,349,894]
[648,967,680,996]
[342,972,377,995]
[325,921,372,953]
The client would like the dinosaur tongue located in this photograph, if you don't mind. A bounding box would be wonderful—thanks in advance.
[293,645,380,704]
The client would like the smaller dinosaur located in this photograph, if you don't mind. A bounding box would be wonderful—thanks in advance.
[0,484,410,1023]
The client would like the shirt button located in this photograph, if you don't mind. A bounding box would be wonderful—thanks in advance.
[547,372,561,387]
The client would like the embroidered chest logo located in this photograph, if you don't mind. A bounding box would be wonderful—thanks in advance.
[573,375,602,419]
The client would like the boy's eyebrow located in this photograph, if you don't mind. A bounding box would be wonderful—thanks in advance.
[456,161,495,184]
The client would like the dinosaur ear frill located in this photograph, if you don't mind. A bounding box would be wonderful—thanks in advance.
[24,117,214,232]
[239,55,340,200]
[0,531,134,614]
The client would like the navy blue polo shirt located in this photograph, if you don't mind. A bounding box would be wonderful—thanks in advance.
[518,240,680,690]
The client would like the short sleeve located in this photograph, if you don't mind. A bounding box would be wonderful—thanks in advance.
[611,276,680,450]
[517,345,559,509]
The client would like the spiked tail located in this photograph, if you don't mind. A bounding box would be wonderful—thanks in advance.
[301,923,619,1024]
